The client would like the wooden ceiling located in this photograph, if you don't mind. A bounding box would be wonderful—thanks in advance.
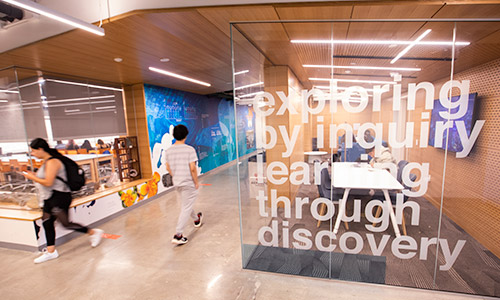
[1,1,500,95]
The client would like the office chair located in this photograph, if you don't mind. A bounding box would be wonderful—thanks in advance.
[316,168,349,229]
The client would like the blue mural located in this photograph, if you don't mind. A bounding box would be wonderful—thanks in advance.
[144,84,255,176]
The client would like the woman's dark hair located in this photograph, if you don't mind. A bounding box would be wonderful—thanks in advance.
[30,138,64,158]
[173,125,189,141]
[97,139,104,145]
[81,139,93,150]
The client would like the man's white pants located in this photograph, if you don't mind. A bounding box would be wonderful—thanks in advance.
[175,185,198,235]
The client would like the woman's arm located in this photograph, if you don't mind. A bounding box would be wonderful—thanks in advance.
[23,159,62,187]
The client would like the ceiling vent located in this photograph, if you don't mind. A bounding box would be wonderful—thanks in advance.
[0,2,36,29]
[0,2,23,23]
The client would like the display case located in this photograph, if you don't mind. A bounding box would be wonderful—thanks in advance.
[114,137,141,182]
[0,67,128,211]
[0,67,155,252]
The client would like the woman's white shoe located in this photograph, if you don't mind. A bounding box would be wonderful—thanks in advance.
[90,229,104,247]
[34,249,59,264]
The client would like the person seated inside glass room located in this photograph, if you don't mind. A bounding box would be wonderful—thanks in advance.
[65,139,79,150]
[96,139,110,150]
[365,144,396,167]
[80,140,94,152]
[54,140,66,150]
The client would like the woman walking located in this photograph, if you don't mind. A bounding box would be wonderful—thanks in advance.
[23,138,103,264]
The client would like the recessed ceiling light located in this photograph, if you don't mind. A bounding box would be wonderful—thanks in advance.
[114,58,123,63]
[160,58,170,62]
[345,70,352,74]
[149,67,211,87]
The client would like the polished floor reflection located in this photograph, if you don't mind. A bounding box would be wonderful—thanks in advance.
[0,165,496,300]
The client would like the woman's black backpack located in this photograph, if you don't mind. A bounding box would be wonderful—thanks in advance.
[49,157,86,191]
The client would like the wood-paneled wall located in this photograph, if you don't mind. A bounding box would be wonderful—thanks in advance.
[123,84,152,178]
[407,58,500,258]
[265,66,305,203]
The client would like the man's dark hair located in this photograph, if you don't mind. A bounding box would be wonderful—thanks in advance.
[173,124,189,140]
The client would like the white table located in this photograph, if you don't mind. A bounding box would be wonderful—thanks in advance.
[304,151,328,163]
[332,162,403,237]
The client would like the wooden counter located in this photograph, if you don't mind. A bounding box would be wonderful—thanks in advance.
[0,178,149,221]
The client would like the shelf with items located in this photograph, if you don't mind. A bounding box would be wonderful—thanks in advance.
[95,154,115,184]
[114,136,141,182]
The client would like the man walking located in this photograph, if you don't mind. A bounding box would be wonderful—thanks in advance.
[164,124,202,245]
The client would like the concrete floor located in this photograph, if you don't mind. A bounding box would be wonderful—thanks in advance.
[0,165,496,300]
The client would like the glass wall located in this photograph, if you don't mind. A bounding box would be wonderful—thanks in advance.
[232,19,500,297]
[0,67,132,211]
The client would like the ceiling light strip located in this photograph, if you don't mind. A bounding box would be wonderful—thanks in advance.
[46,95,115,104]
[313,93,372,98]
[2,0,105,36]
[238,91,264,98]
[234,70,249,76]
[291,39,469,46]
[66,109,116,116]
[315,86,381,93]
[44,100,116,108]
[149,67,211,87]
[46,79,122,91]
[4,79,45,91]
[303,65,421,71]
[95,105,116,110]
[391,29,432,64]
[0,106,40,112]
[234,82,264,91]
[310,78,396,85]
[0,89,20,94]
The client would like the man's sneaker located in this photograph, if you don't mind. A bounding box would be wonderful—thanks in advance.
[171,234,188,245]
[90,228,104,247]
[34,249,59,264]
[194,212,203,228]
